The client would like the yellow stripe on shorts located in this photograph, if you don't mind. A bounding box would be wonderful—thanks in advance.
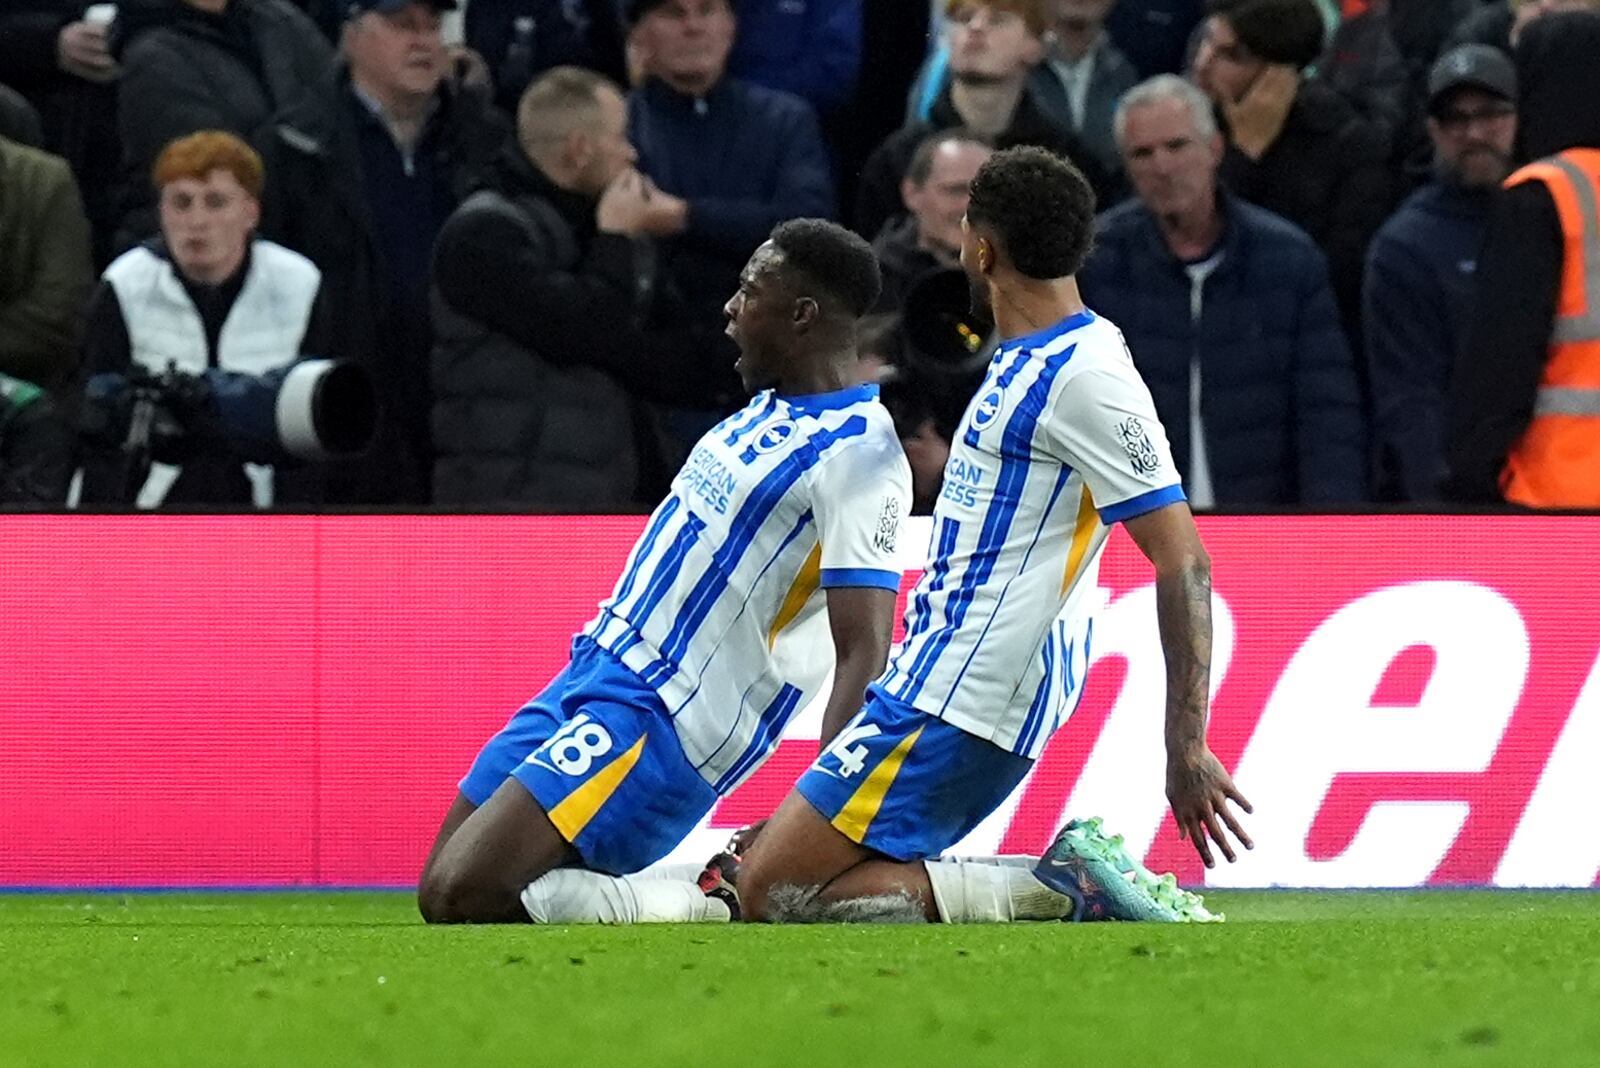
[830,725,925,843]
[547,734,647,843]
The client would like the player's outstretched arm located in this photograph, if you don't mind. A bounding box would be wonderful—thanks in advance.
[1122,502,1254,868]
[817,586,897,747]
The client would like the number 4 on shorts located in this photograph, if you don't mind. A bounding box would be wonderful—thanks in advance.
[823,724,881,778]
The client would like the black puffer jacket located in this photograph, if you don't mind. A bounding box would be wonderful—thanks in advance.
[429,149,651,508]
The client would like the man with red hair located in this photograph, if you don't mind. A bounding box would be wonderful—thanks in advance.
[80,130,329,508]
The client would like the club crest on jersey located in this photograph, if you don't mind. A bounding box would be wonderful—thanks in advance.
[1116,417,1162,476]
[752,420,797,454]
[971,388,1004,432]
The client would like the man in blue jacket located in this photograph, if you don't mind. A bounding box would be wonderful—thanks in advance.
[1363,45,1517,501]
[622,0,836,459]
[1078,75,1365,506]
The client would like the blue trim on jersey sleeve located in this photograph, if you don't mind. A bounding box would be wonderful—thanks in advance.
[1097,483,1186,524]
[780,382,879,414]
[819,567,901,591]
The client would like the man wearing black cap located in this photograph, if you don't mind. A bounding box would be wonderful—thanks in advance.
[330,0,506,502]
[1364,44,1518,501]
[620,0,835,462]
[1447,9,1600,507]
[1190,0,1391,349]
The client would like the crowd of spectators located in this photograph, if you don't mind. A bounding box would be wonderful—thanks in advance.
[1,0,1598,510]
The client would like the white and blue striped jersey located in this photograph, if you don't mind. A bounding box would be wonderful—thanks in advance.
[584,383,911,793]
[878,310,1183,759]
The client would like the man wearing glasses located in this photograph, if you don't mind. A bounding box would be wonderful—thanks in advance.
[1364,45,1518,502]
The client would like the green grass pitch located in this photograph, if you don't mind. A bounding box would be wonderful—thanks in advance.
[3,891,1597,1067]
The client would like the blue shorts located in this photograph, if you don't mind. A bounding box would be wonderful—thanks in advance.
[459,639,717,876]
[795,688,1033,862]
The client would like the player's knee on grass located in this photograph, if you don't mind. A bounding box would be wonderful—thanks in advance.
[417,779,576,923]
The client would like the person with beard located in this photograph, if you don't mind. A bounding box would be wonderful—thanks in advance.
[1446,10,1600,506]
[1079,76,1364,506]
[1364,45,1516,501]
[856,0,1111,243]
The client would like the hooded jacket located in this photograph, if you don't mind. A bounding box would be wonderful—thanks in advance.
[1445,11,1600,502]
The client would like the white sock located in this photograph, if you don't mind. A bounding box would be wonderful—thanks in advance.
[520,869,732,924]
[923,859,1074,924]
[638,862,712,882]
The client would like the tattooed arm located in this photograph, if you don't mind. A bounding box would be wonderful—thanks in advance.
[1123,503,1254,867]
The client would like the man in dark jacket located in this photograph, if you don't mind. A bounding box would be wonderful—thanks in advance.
[331,0,508,503]
[871,129,992,313]
[1446,10,1600,504]
[858,0,1110,242]
[1365,45,1517,501]
[1080,75,1365,505]
[1191,0,1393,345]
[622,0,834,459]
[0,1,123,264]
[431,66,684,506]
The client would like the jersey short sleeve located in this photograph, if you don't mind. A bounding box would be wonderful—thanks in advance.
[1040,357,1186,524]
[811,431,911,591]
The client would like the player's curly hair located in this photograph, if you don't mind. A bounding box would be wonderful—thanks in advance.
[770,218,883,319]
[965,146,1096,281]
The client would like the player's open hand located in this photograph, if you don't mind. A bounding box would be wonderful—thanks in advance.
[1167,747,1253,867]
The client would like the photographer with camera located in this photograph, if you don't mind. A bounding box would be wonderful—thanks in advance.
[79,129,351,508]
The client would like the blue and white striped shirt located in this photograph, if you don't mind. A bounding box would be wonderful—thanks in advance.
[585,383,911,791]
[879,310,1184,759]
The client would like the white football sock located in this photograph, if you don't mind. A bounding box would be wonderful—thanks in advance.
[520,869,732,924]
[923,859,1074,923]
[638,862,713,883]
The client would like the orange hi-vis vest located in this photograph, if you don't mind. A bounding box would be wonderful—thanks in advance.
[1500,148,1600,508]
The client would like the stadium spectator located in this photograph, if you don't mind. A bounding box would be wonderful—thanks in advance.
[0,371,74,506]
[331,0,507,503]
[726,0,863,117]
[1079,76,1365,505]
[872,130,992,312]
[1190,0,1392,346]
[0,134,94,392]
[464,0,627,113]
[1446,11,1600,507]
[1365,45,1516,501]
[623,0,834,460]
[431,67,685,506]
[112,0,339,248]
[857,0,1111,243]
[0,2,123,265]
[906,0,1136,182]
[80,131,329,508]
[1105,0,1205,79]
